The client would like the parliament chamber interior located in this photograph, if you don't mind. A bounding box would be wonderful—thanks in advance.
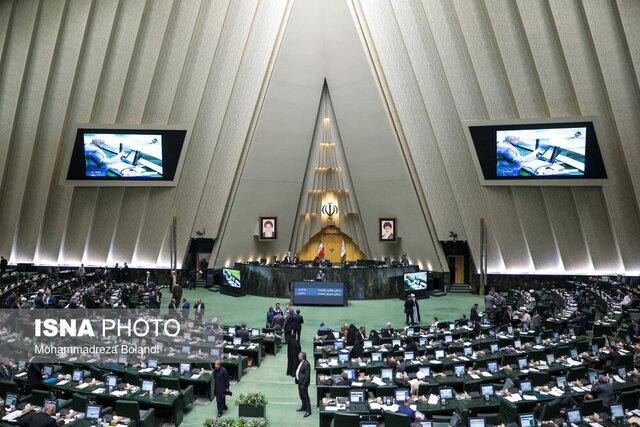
[1,1,640,427]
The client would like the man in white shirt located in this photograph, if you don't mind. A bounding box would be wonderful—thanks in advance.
[622,293,633,307]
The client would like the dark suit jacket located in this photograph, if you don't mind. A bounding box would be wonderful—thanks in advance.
[290,314,303,331]
[0,365,13,381]
[591,382,615,405]
[22,411,59,427]
[470,307,480,323]
[381,328,393,338]
[295,359,311,387]
[235,329,250,342]
[603,350,622,368]
[404,298,415,314]
[26,360,42,388]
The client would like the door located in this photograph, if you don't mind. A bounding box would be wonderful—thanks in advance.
[447,255,465,284]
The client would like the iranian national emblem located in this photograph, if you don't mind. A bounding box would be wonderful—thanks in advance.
[321,202,338,220]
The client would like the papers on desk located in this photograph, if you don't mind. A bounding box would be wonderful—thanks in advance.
[613,375,625,383]
[190,374,201,380]
[459,356,469,361]
[324,406,339,411]
[430,360,442,364]
[522,395,537,401]
[2,410,24,421]
[92,388,105,394]
[469,374,480,379]
[138,368,153,373]
[351,381,363,387]
[428,394,439,405]
[566,359,582,366]
[110,390,127,397]
[359,363,366,367]
[57,380,69,386]
[15,372,26,378]
[549,388,564,397]
[237,346,246,350]
[480,371,492,377]
[76,383,89,389]
[371,377,385,386]
[369,402,381,410]
[532,345,545,350]
[505,394,522,402]
[589,423,604,427]
[160,368,173,376]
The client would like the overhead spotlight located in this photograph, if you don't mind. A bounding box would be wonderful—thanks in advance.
[448,231,458,242]
[195,228,205,236]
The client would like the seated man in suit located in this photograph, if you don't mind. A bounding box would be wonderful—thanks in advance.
[0,357,13,381]
[397,396,424,422]
[567,310,588,335]
[235,323,251,343]
[23,403,62,427]
[335,371,352,386]
[584,375,615,405]
[600,345,622,370]
[381,322,393,338]
[628,319,640,344]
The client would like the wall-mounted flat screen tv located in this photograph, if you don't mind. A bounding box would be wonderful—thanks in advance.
[463,117,608,186]
[61,124,191,186]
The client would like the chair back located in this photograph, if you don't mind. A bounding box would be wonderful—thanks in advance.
[498,397,518,424]
[158,377,181,390]
[72,393,90,412]
[540,398,561,420]
[375,385,397,398]
[333,412,360,427]
[384,411,410,427]
[567,366,586,382]
[115,400,140,421]
[124,371,140,386]
[329,386,351,398]
[581,398,604,416]
[619,389,639,411]
[31,389,53,406]
[529,371,550,387]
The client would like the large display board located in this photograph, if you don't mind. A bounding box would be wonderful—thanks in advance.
[404,271,428,292]
[292,281,345,306]
[463,117,608,186]
[61,124,191,186]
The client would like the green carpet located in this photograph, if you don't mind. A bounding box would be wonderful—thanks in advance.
[178,289,482,426]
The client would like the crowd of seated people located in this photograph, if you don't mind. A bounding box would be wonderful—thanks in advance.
[310,280,640,426]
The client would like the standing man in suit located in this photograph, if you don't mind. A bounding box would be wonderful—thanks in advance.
[213,360,230,419]
[26,351,42,391]
[315,270,327,282]
[295,352,311,417]
[283,307,294,342]
[194,298,205,323]
[181,298,190,320]
[44,290,56,309]
[404,295,416,325]
[292,253,300,265]
[292,310,304,343]
[0,255,7,276]
[0,357,13,381]
[282,253,291,265]
[470,303,480,324]
[77,264,86,286]
[200,258,209,282]
[34,292,45,309]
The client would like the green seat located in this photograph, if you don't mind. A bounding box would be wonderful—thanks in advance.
[384,411,410,427]
[476,412,499,425]
[123,372,140,386]
[555,345,571,358]
[72,393,90,412]
[365,366,381,376]
[432,414,452,423]
[567,366,586,382]
[0,380,19,395]
[529,371,550,387]
[498,398,519,425]
[157,377,181,390]
[417,383,438,396]
[115,400,154,427]
[529,349,545,362]
[329,386,351,398]
[592,336,606,347]
[580,398,604,416]
[333,412,360,427]
[619,389,639,411]
[375,385,396,398]
[501,354,519,366]
[539,398,561,421]
[30,390,53,406]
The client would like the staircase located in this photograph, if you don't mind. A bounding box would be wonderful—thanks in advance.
[448,283,471,293]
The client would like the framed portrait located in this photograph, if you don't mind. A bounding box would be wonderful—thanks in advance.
[259,216,278,241]
[379,217,397,242]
